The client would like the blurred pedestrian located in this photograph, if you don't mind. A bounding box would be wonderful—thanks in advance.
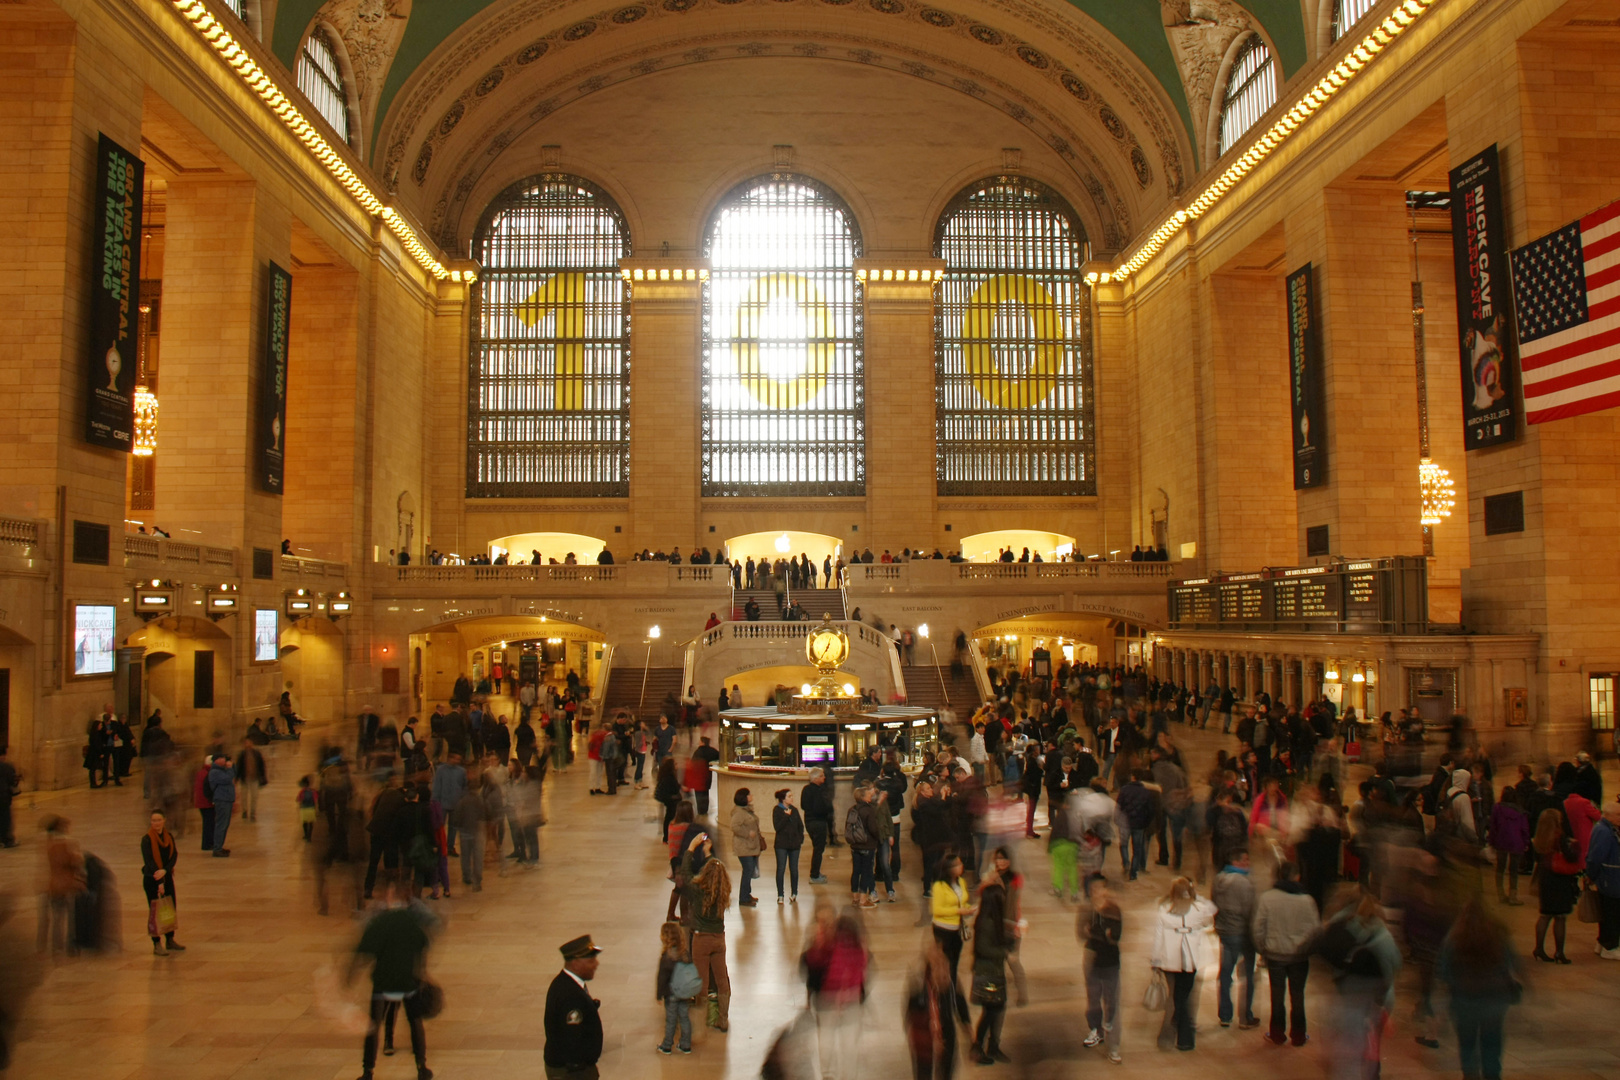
[903,938,971,1080]
[805,909,868,1078]
[1587,800,1620,959]
[970,858,1013,1064]
[37,815,83,956]
[350,878,435,1080]
[1079,873,1123,1063]
[1438,897,1521,1080]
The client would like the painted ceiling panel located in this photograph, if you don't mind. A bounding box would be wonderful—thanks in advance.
[270,0,1307,163]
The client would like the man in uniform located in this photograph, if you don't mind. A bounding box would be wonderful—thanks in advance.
[544,934,604,1079]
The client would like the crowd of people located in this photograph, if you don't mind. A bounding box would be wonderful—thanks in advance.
[14,655,1620,1080]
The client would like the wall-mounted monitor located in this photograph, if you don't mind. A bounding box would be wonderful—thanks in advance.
[254,609,278,662]
[72,605,117,676]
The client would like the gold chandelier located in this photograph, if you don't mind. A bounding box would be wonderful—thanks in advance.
[133,385,159,457]
[1418,457,1455,525]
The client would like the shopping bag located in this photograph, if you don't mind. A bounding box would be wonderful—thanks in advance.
[1577,887,1602,925]
[147,896,177,936]
[1142,968,1168,1012]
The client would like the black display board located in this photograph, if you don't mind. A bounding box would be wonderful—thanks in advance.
[1169,557,1428,635]
[85,134,144,451]
[1287,263,1326,488]
[1449,145,1518,448]
[259,261,292,493]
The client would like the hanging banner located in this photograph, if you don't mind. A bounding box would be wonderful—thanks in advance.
[85,134,144,452]
[1287,262,1326,489]
[259,261,292,493]
[1449,145,1518,447]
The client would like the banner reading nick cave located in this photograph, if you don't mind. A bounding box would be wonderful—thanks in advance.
[1448,144,1519,448]
[85,134,144,452]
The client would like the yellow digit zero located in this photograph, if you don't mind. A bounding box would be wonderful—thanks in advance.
[960,274,1063,409]
[730,272,834,409]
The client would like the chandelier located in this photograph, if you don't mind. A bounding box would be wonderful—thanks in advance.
[1418,457,1455,525]
[133,385,159,457]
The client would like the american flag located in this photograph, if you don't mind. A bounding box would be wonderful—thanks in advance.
[1510,198,1620,424]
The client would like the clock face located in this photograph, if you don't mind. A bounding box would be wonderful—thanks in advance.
[808,630,846,665]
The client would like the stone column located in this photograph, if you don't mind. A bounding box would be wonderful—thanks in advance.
[622,261,705,553]
[858,260,944,548]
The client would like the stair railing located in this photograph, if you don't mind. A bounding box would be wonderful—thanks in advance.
[966,638,995,704]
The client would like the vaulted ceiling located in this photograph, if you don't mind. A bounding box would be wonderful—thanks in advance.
[266,0,1316,253]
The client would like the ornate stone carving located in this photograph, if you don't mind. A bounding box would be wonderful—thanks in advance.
[1159,0,1251,157]
[323,0,413,149]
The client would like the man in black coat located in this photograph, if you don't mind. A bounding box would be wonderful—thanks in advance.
[544,935,604,1079]
[802,768,835,883]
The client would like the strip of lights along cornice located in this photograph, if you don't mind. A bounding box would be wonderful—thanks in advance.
[1090,0,1441,286]
[167,0,458,282]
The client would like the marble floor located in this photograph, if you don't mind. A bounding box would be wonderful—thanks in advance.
[3,722,1618,1080]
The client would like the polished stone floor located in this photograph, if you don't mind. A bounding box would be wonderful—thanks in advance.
[2,721,1617,1080]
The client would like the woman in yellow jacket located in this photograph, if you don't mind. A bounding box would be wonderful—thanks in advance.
[931,851,975,986]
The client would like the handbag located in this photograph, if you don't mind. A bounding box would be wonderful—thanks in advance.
[1577,886,1602,925]
[148,896,177,937]
[970,961,1007,1006]
[1142,968,1168,1012]
[417,978,445,1018]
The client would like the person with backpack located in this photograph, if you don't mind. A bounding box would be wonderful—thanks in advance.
[846,782,882,909]
[1439,768,1479,844]
[1320,892,1401,1080]
[1252,861,1319,1045]
[655,920,698,1055]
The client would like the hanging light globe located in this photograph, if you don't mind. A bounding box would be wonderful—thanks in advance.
[1419,457,1455,525]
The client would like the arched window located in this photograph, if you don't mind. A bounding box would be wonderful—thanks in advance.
[219,0,246,17]
[1218,35,1276,155]
[934,177,1094,496]
[468,176,632,497]
[702,176,864,496]
[298,26,351,144]
[1332,0,1379,41]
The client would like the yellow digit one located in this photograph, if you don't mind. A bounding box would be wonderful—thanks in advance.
[731,273,833,409]
[515,272,590,410]
[960,274,1063,410]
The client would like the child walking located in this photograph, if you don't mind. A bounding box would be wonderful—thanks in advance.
[296,776,318,841]
[655,920,698,1055]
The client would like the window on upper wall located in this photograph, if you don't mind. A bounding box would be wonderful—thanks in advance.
[934,177,1094,496]
[702,175,864,497]
[1593,674,1617,731]
[219,0,247,18]
[298,26,351,145]
[1218,34,1276,156]
[1332,0,1380,41]
[468,175,632,498]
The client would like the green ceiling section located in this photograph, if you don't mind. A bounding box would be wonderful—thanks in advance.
[269,0,1308,163]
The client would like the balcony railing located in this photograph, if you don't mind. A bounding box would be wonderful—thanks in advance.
[700,619,891,651]
[125,535,238,573]
[0,516,44,574]
[391,563,620,584]
[845,560,1175,586]
[280,555,349,580]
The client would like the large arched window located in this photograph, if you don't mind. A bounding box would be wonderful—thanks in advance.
[702,176,864,496]
[934,177,1094,496]
[468,175,632,497]
[1332,0,1379,41]
[298,26,351,145]
[1218,34,1276,155]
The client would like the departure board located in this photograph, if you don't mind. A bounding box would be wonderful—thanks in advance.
[1168,558,1427,635]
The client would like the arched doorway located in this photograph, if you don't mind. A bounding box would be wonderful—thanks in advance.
[957,529,1077,563]
[488,531,607,564]
[972,612,1115,678]
[124,616,234,745]
[724,530,842,568]
[279,617,345,725]
[408,614,608,716]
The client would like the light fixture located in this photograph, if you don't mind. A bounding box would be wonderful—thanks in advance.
[132,386,158,456]
[648,624,661,639]
[917,623,929,639]
[911,718,929,727]
[842,682,856,697]
[1419,458,1456,525]
[767,724,791,731]
[1324,663,1340,681]
[286,588,316,619]
[845,723,870,731]
[205,583,239,621]
[134,581,176,618]
[801,683,813,696]
[775,533,791,553]
[1351,670,1366,683]
[328,590,352,618]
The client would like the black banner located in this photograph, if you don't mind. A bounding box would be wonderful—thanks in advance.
[259,261,291,493]
[1287,262,1326,489]
[1449,145,1518,448]
[85,134,144,451]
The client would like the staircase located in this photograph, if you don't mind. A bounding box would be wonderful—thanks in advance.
[729,587,847,621]
[901,665,982,712]
[601,666,685,721]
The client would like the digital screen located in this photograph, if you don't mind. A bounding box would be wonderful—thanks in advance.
[254,609,278,662]
[801,743,836,766]
[72,605,116,676]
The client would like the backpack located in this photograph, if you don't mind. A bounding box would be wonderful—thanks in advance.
[600,733,621,761]
[669,960,702,1000]
[845,804,870,845]
[1316,918,1384,981]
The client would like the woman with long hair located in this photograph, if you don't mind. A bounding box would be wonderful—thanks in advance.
[682,836,733,1031]
[140,808,186,956]
[1532,807,1580,963]
[654,755,681,843]
[1438,896,1522,1080]
[903,938,971,1080]
[666,802,698,919]
[970,853,1014,1064]
[654,920,695,1055]
[1150,876,1217,1051]
[930,851,975,987]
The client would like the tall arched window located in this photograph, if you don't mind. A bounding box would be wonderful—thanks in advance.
[934,177,1094,496]
[468,175,632,497]
[220,0,246,17]
[1218,35,1276,155]
[298,26,351,144]
[702,176,864,496]
[1332,0,1379,41]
